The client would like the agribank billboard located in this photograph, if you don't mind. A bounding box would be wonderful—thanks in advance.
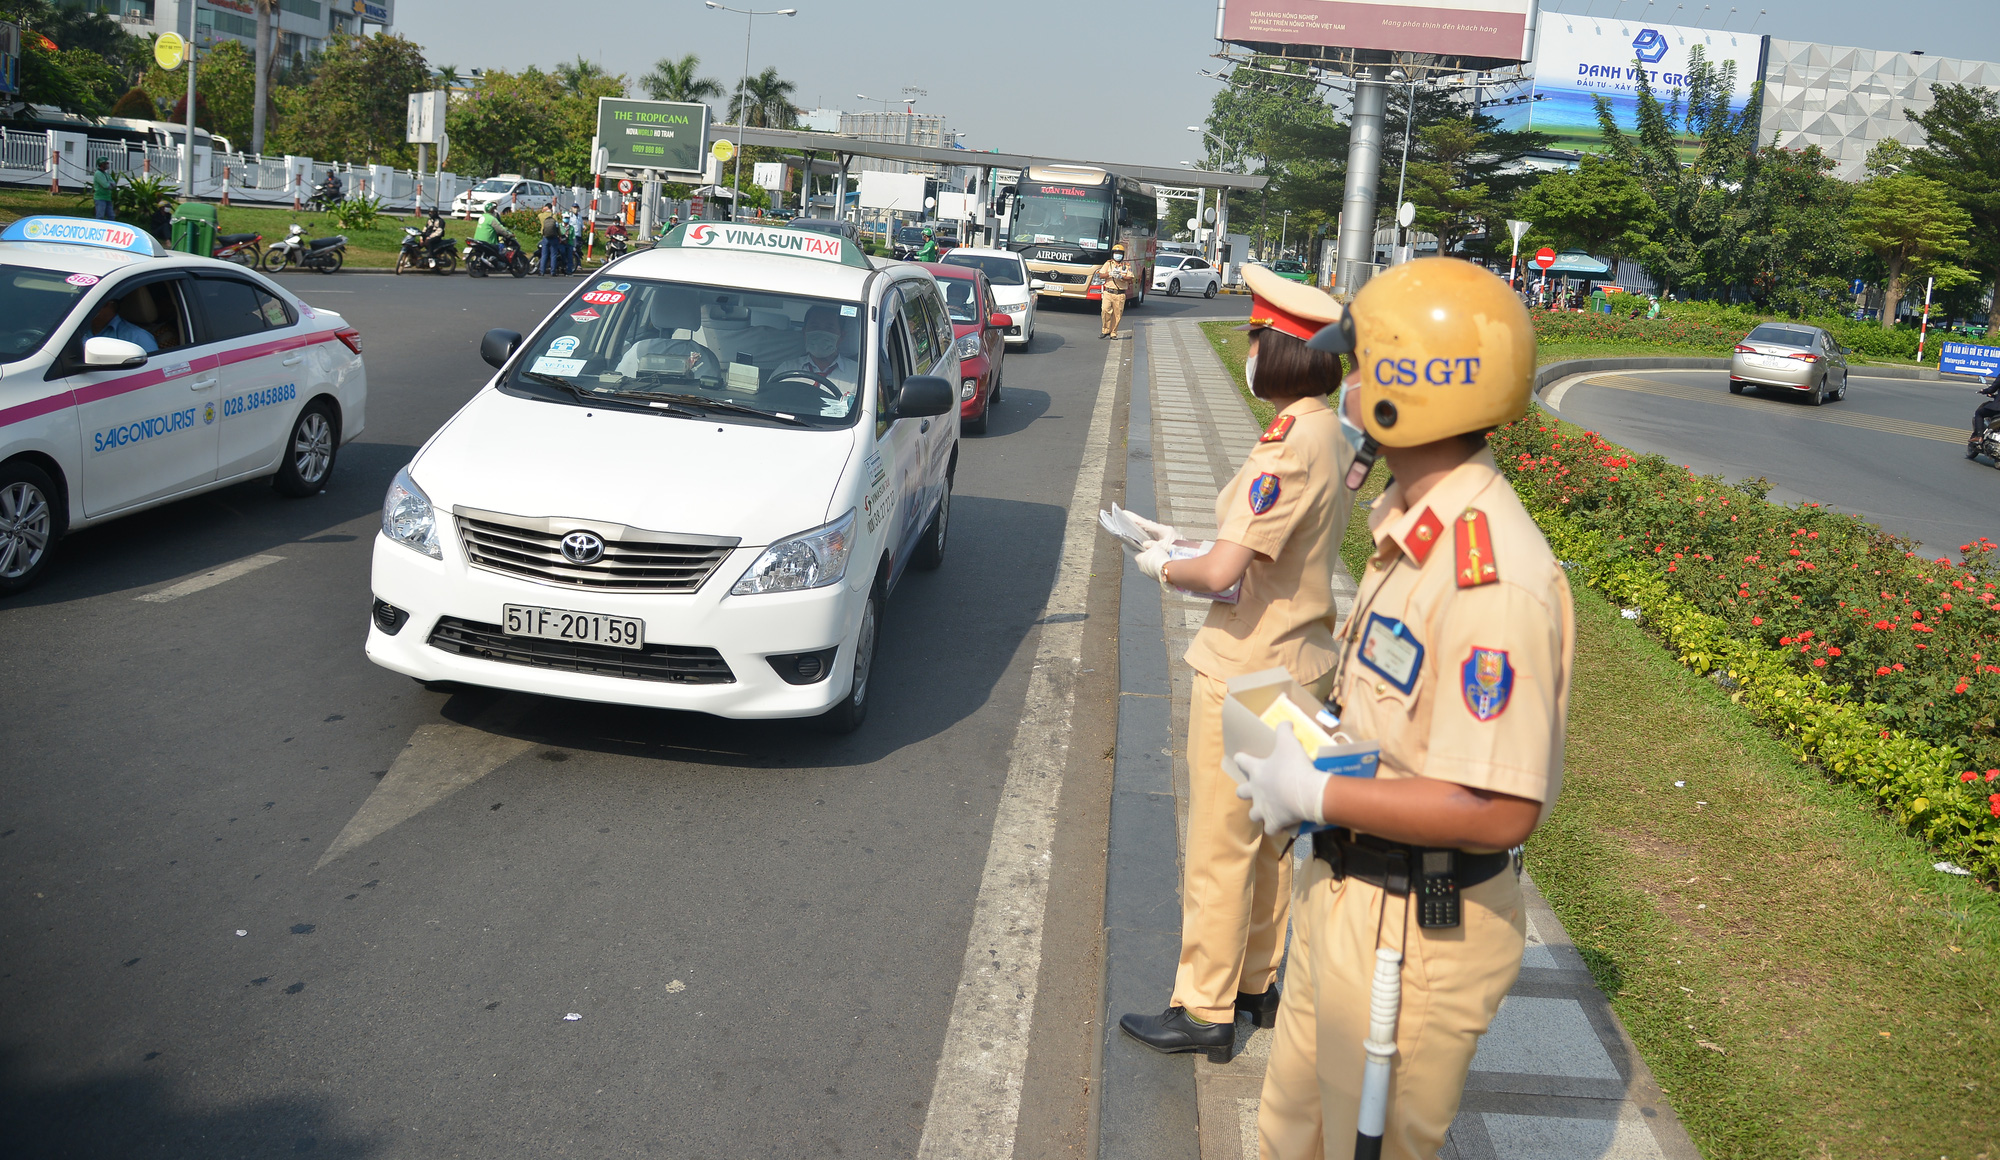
[1218,0,1535,62]
[1508,18,1766,155]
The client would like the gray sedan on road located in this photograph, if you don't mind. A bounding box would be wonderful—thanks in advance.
[1729,322,1849,404]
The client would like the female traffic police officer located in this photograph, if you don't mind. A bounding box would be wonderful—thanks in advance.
[1232,257,1575,1160]
[1095,244,1135,338]
[1118,264,1356,1062]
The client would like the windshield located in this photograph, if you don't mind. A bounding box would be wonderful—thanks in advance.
[1747,324,1815,347]
[1273,260,1305,273]
[473,179,515,194]
[502,277,868,428]
[896,225,928,245]
[1155,255,1185,269]
[940,252,1024,286]
[1009,183,1114,247]
[936,277,984,324]
[0,264,91,362]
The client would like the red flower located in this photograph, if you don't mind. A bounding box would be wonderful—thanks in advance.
[1893,663,1905,671]
[1813,658,1827,667]
[1874,620,1893,630]
[1827,648,1842,657]
[1751,617,1763,626]
[1988,771,1999,782]
[1965,771,1980,782]
[1954,682,1970,694]
[1876,666,1892,676]
[1780,636,1794,646]
[1990,793,2000,819]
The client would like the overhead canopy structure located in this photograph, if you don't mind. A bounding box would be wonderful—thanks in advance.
[1546,251,1612,276]
[712,124,1267,192]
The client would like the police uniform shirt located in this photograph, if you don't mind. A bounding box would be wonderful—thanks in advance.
[1096,259,1132,294]
[1184,395,1353,684]
[1336,446,1574,827]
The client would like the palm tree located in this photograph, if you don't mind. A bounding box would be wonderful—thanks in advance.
[555,55,616,96]
[729,66,798,129]
[642,53,723,104]
[435,64,462,91]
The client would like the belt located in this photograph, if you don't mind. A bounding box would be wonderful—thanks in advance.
[1311,828,1510,894]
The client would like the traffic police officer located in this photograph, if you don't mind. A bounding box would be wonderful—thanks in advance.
[1231,256,1573,1160]
[1119,264,1356,1062]
[1096,244,1135,338]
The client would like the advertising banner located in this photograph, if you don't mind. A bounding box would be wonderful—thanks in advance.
[1940,341,2000,380]
[1502,18,1765,155]
[1218,0,1534,62]
[594,98,711,176]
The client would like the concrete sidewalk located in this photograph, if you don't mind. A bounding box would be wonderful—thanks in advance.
[1096,318,1702,1160]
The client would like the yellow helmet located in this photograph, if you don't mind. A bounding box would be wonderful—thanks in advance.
[1330,258,1535,448]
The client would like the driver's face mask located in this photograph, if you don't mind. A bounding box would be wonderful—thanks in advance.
[804,330,839,359]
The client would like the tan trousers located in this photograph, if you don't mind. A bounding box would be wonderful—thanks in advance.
[1258,856,1526,1160]
[1100,290,1126,335]
[1172,670,1327,1022]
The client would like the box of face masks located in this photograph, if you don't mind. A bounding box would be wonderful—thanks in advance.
[1219,667,1380,785]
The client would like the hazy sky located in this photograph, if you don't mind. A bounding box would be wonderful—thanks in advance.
[390,0,2000,170]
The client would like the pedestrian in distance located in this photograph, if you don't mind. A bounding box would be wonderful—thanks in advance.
[1117,264,1357,1064]
[92,158,116,220]
[1096,243,1135,338]
[538,204,561,275]
[1233,257,1573,1160]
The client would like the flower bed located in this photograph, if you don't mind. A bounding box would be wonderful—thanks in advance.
[1489,418,2000,877]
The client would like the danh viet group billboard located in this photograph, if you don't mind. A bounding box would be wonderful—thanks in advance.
[1218,0,1535,63]
[1504,18,1766,155]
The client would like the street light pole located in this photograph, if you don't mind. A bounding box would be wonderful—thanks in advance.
[706,1,796,223]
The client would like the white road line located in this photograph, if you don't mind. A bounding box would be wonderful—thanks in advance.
[133,554,284,603]
[916,329,1123,1160]
[315,723,535,870]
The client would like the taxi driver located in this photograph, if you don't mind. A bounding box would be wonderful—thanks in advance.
[88,292,160,354]
[788,305,858,394]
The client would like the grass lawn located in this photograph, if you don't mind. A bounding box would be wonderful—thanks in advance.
[1200,321,2000,1158]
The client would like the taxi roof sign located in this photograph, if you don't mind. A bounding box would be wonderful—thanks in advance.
[656,221,871,270]
[1,216,162,257]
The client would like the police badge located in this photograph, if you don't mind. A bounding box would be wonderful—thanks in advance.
[1461,647,1513,721]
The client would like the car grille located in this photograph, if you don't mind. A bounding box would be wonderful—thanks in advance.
[454,508,739,593]
[1036,269,1084,284]
[427,616,736,684]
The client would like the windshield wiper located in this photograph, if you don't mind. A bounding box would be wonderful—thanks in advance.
[518,372,692,416]
[640,393,810,426]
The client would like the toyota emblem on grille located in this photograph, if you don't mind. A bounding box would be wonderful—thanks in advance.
[560,530,606,564]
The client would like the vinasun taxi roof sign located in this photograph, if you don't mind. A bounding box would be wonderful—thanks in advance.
[1,216,163,256]
[657,221,871,270]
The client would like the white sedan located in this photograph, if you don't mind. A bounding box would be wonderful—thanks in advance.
[0,216,367,594]
[1152,253,1221,299]
[939,247,1040,346]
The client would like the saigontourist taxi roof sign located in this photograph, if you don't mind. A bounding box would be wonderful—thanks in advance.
[1,216,162,256]
[656,222,872,270]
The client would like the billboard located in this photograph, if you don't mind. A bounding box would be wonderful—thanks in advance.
[1217,0,1535,63]
[594,98,710,175]
[1506,19,1766,155]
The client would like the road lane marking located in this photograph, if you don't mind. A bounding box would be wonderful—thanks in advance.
[1572,373,1969,443]
[314,723,535,870]
[916,329,1122,1160]
[133,554,284,602]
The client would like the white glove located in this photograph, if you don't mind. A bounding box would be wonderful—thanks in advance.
[1233,723,1332,836]
[1127,513,1181,547]
[1135,540,1172,585]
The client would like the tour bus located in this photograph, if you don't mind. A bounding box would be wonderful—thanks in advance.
[1003,165,1158,308]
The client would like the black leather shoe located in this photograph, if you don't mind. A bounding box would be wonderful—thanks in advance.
[1119,1007,1235,1063]
[1235,986,1280,1030]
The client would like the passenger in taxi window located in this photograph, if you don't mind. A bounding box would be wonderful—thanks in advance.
[86,293,160,355]
[615,288,719,380]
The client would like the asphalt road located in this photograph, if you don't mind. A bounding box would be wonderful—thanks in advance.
[1550,367,1999,555]
[0,269,1246,1158]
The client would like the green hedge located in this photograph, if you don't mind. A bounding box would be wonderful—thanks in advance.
[1532,297,2000,364]
[1490,418,2000,877]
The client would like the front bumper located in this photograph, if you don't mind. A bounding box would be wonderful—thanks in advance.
[1002,307,1031,344]
[365,531,862,718]
[958,357,992,417]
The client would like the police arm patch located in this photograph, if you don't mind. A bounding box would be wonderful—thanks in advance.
[1455,508,1499,588]
[1248,472,1281,514]
[1461,647,1514,720]
[1259,414,1295,443]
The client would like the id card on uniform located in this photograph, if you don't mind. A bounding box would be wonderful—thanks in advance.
[1357,612,1424,695]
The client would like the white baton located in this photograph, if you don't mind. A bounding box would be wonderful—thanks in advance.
[1353,946,1403,1160]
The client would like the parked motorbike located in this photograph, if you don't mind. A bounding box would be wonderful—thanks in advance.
[464,236,529,278]
[211,231,263,267]
[262,224,348,273]
[396,226,458,275]
[531,236,578,277]
[1969,379,2000,466]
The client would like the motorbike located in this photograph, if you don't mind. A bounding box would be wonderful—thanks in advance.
[531,234,578,277]
[396,226,458,275]
[1969,380,2000,466]
[261,224,348,273]
[211,231,262,267]
[603,222,629,261]
[307,186,344,213]
[465,235,529,278]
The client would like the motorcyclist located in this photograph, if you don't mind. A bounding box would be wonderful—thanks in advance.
[915,226,940,262]
[1973,374,2000,444]
[318,171,343,205]
[473,204,517,262]
[419,207,448,246]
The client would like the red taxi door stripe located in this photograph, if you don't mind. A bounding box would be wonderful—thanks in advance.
[0,329,343,432]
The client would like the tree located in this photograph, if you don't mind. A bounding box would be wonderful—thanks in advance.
[435,64,462,90]
[252,0,276,153]
[642,53,723,105]
[728,66,797,129]
[1509,154,1659,270]
[269,33,430,166]
[554,55,621,97]
[1846,152,1975,327]
[1908,84,2000,332]
[1401,119,1497,257]
[445,67,567,180]
[1719,143,1865,315]
[108,87,158,120]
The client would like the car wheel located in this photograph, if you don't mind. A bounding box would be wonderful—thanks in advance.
[1204,280,1218,299]
[1728,378,1745,395]
[912,476,951,571]
[0,461,60,597]
[1807,377,1825,406]
[273,401,338,497]
[1169,278,1181,296]
[819,588,880,735]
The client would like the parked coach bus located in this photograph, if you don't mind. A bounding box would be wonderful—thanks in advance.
[1003,165,1158,309]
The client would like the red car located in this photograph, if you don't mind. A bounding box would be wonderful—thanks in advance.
[919,262,1010,434]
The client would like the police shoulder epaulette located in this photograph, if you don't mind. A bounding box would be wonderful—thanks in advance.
[1259,414,1295,443]
[1406,506,1443,566]
[1455,508,1499,588]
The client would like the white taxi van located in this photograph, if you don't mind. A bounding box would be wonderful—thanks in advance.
[0,216,368,594]
[365,222,960,732]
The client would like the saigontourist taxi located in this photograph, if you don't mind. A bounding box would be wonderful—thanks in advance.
[365,222,960,732]
[0,216,368,595]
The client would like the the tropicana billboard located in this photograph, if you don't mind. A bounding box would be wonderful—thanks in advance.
[1504,17,1767,155]
[1217,0,1536,62]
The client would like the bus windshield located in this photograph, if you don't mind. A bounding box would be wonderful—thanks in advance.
[1009,184,1114,248]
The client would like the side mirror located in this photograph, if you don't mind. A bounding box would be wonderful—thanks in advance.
[481,328,523,370]
[83,336,149,368]
[892,374,954,420]
[1028,279,1046,291]
[989,312,1012,329]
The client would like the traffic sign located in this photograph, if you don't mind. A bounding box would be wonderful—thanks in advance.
[617,178,633,194]
[1532,247,1557,270]
[154,32,185,70]
[711,139,736,164]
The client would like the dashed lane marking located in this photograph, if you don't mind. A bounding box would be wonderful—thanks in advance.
[1574,373,1969,443]
[133,554,284,603]
[915,332,1123,1160]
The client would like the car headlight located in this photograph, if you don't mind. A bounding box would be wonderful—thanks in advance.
[382,465,440,558]
[955,333,983,361]
[961,378,977,399]
[730,509,855,595]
